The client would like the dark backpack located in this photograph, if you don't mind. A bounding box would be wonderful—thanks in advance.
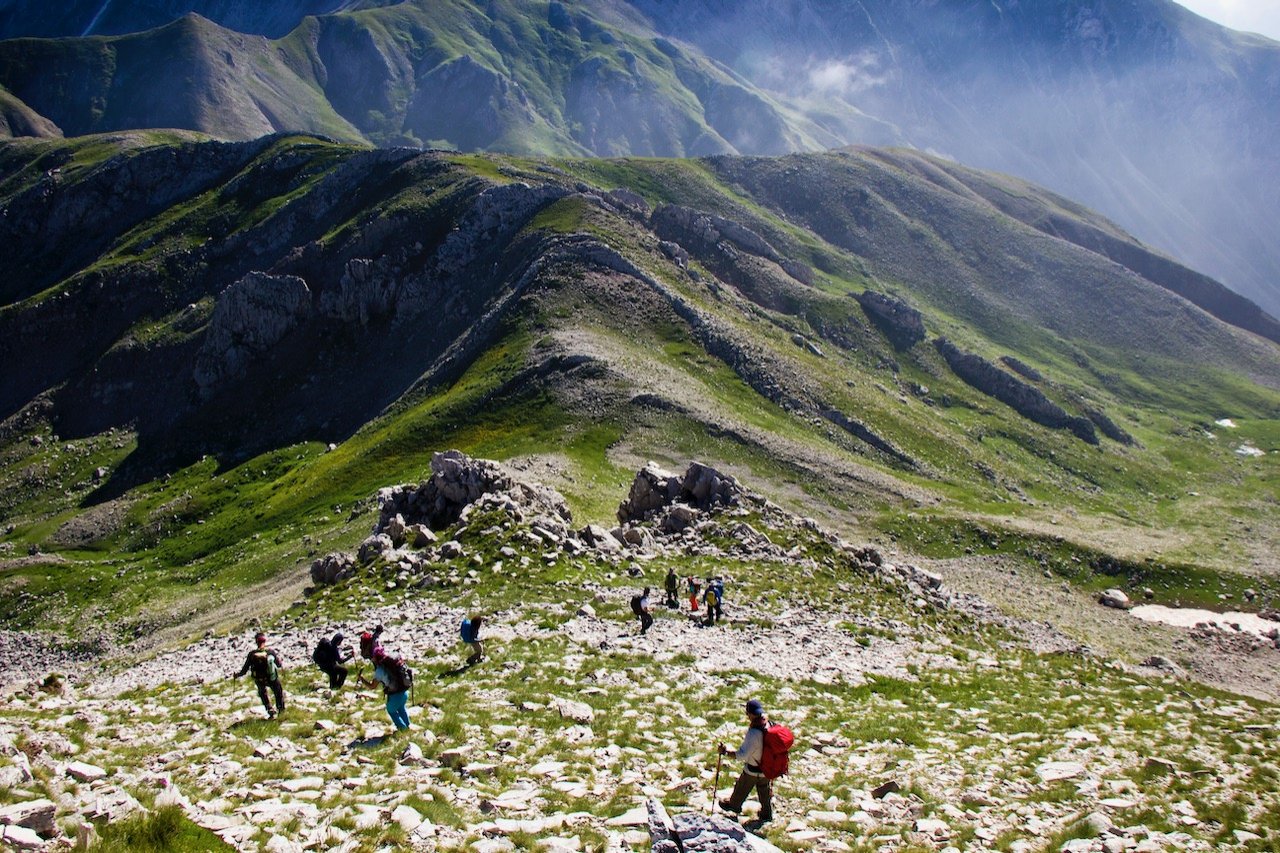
[630,595,644,615]
[312,639,335,669]
[460,619,476,644]
[249,649,278,682]
[382,655,413,694]
[759,723,795,780]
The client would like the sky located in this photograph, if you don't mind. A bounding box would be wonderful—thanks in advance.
[1175,0,1280,40]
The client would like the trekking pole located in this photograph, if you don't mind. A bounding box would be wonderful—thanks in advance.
[711,749,723,814]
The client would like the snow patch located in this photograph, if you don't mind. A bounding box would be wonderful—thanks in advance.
[1131,605,1277,637]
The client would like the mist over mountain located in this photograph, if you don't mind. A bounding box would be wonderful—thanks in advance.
[0,0,1277,316]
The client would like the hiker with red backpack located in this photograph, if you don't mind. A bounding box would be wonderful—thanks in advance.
[358,624,385,662]
[231,632,286,719]
[717,698,793,826]
[358,647,413,731]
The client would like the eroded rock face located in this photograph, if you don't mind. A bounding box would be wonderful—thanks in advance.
[193,272,312,398]
[856,290,926,351]
[376,450,573,533]
[934,338,1098,443]
[617,461,744,524]
[652,205,778,261]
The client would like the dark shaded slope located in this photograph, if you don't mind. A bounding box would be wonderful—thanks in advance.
[0,14,362,141]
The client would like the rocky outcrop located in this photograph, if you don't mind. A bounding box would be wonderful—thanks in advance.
[617,461,744,524]
[651,204,811,284]
[193,272,312,398]
[999,355,1043,382]
[317,257,398,326]
[934,339,1098,444]
[856,290,926,351]
[309,552,356,586]
[375,450,573,533]
[646,799,785,852]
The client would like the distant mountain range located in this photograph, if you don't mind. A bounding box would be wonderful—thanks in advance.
[0,0,1277,320]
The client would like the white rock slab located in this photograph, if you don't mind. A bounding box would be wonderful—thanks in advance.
[65,761,108,783]
[1036,761,1087,782]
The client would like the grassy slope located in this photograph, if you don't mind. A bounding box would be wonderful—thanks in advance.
[0,141,1276,641]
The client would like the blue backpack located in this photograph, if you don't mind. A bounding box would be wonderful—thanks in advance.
[460,618,476,643]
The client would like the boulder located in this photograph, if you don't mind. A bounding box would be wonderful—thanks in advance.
[357,535,394,564]
[0,824,44,850]
[408,524,437,547]
[1099,589,1132,610]
[580,524,621,552]
[384,514,408,547]
[556,699,594,724]
[309,552,356,585]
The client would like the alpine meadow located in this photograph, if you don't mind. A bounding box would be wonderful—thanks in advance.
[0,2,1278,853]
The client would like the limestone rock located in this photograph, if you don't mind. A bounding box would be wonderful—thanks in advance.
[0,824,44,850]
[617,461,743,524]
[1099,589,1131,610]
[0,800,55,835]
[556,699,594,724]
[357,534,394,564]
[1036,761,1087,782]
[856,290,926,351]
[391,804,423,832]
[309,552,356,586]
[193,272,312,398]
[374,450,572,535]
[65,761,107,783]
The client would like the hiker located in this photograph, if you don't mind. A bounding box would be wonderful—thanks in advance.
[688,576,701,612]
[703,577,721,626]
[664,568,679,608]
[358,648,412,731]
[706,576,725,625]
[358,624,385,661]
[460,614,484,665]
[631,587,653,635]
[718,699,774,825]
[231,632,285,719]
[312,631,352,689]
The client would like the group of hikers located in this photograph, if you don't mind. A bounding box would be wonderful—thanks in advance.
[231,588,792,830]
[633,569,726,634]
[230,616,485,729]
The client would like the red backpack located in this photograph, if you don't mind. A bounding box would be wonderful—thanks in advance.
[759,723,795,780]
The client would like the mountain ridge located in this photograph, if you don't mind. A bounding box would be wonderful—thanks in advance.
[1,133,1276,629]
[1,0,1276,316]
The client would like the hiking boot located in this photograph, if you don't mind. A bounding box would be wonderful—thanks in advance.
[718,799,741,814]
[267,710,277,719]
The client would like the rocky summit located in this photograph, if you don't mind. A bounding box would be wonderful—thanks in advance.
[0,454,1277,851]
